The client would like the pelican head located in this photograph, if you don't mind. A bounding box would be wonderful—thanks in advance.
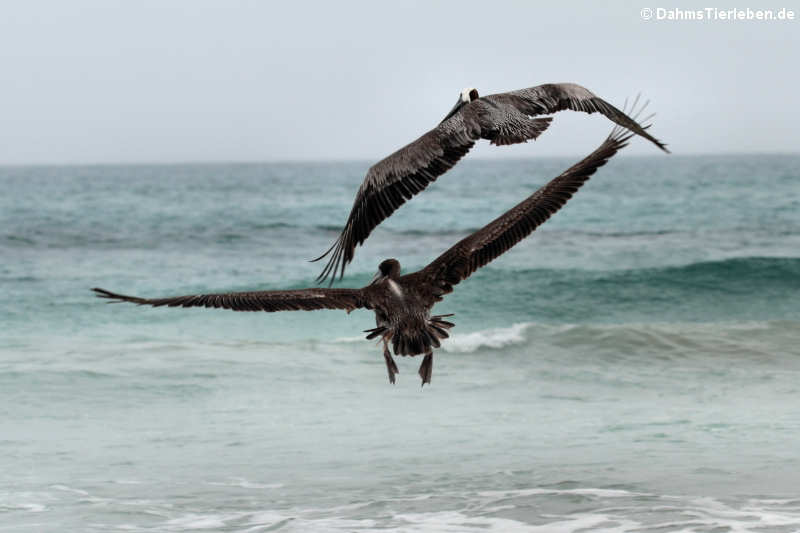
[441,87,480,124]
[371,258,401,284]
[460,87,480,103]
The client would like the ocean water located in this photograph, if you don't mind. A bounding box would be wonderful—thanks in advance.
[2,153,800,532]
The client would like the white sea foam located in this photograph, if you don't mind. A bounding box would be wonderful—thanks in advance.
[390,510,554,532]
[334,322,534,353]
[111,489,800,532]
[4,486,789,533]
[441,322,531,353]
[1,502,46,513]
[205,478,283,489]
[165,513,237,529]
[255,508,797,532]
[50,484,90,495]
[477,487,645,499]
[332,334,366,344]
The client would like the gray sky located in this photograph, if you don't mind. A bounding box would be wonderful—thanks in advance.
[1,0,798,164]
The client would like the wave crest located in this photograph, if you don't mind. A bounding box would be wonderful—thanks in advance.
[442,323,530,353]
[439,320,800,358]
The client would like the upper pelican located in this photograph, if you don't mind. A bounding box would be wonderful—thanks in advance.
[313,83,668,283]
[93,123,640,386]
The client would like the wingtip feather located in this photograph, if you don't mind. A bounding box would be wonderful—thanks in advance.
[92,287,142,304]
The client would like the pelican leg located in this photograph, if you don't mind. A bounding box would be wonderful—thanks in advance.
[418,351,433,387]
[383,338,399,385]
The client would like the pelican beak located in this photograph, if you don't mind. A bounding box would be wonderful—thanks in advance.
[440,97,466,124]
[370,270,384,285]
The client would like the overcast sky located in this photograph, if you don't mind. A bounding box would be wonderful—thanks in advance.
[1,1,798,164]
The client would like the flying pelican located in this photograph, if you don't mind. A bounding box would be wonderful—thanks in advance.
[93,124,639,386]
[313,84,668,283]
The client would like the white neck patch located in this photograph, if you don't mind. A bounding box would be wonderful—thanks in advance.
[460,87,476,103]
[387,279,404,299]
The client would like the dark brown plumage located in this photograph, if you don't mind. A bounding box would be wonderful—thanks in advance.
[313,83,668,283]
[94,123,639,386]
[92,287,364,313]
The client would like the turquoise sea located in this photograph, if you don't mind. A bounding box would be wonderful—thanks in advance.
[2,153,800,531]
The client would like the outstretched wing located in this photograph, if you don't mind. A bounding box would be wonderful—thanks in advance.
[92,287,365,312]
[484,83,669,153]
[313,107,553,284]
[314,83,667,285]
[412,125,636,298]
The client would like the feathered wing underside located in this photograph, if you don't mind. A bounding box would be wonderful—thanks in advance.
[416,118,646,296]
[488,83,669,153]
[92,287,365,312]
[313,109,553,284]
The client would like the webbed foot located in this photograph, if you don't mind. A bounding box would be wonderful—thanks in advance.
[383,341,399,385]
[418,352,433,387]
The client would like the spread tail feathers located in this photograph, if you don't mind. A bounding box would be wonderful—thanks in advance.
[391,315,455,356]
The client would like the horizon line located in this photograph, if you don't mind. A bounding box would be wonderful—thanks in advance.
[1,150,799,169]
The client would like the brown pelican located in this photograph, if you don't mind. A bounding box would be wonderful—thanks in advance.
[93,124,639,386]
[313,84,668,283]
